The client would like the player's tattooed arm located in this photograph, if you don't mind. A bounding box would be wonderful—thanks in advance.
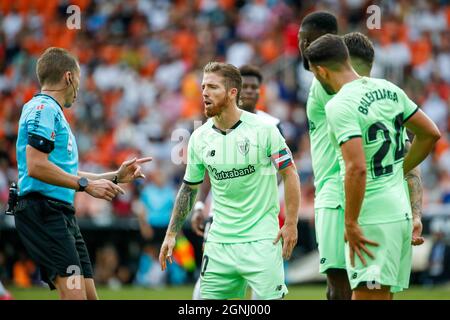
[404,139,425,246]
[160,182,199,270]
[404,141,423,220]
[168,183,199,234]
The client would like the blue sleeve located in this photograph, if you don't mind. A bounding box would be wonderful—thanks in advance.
[26,103,59,153]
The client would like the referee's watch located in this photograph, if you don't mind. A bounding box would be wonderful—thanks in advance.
[77,177,89,192]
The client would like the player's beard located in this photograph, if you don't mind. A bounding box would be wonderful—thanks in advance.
[204,95,229,118]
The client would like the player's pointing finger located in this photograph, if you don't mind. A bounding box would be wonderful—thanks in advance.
[123,158,137,166]
[136,157,153,164]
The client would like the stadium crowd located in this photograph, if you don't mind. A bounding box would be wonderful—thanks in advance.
[0,0,450,288]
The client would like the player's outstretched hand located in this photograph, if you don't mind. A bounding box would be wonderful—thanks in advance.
[159,233,176,271]
[345,222,379,267]
[117,157,153,183]
[273,222,298,260]
[191,209,205,237]
[85,179,125,201]
[412,217,425,246]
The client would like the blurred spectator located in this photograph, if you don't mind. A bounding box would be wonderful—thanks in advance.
[423,218,450,286]
[112,183,134,218]
[94,244,130,289]
[374,32,411,83]
[0,251,8,282]
[12,253,37,288]
[134,165,187,286]
[226,38,255,67]
[74,189,113,223]
[0,155,10,211]
[422,86,448,133]
[436,31,450,83]
[136,165,175,236]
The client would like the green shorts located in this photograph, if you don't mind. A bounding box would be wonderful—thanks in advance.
[315,207,346,273]
[200,240,288,300]
[345,219,412,293]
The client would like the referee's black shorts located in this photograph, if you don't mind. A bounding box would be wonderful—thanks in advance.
[14,193,93,290]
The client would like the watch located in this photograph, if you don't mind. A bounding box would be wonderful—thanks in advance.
[77,177,89,192]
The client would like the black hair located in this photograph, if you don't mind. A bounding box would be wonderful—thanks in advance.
[239,65,263,84]
[304,34,349,70]
[343,32,374,66]
[301,11,338,34]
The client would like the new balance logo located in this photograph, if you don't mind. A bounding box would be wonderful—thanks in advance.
[308,120,316,132]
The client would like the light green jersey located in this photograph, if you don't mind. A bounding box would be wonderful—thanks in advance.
[307,77,343,209]
[325,77,418,225]
[184,110,292,243]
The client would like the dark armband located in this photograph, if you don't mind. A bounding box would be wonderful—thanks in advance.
[28,133,55,153]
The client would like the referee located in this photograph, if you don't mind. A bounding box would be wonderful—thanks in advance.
[15,47,152,300]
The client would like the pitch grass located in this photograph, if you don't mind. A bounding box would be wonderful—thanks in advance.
[8,284,450,300]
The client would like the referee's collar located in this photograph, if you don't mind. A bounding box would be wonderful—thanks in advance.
[34,93,63,111]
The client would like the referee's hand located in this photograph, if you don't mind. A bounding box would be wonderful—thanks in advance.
[116,157,153,183]
[85,179,125,201]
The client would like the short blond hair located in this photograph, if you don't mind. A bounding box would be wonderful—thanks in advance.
[36,47,79,86]
[203,62,242,103]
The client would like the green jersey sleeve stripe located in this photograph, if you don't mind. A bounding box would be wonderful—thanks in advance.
[183,179,203,185]
[403,106,419,123]
[339,135,362,146]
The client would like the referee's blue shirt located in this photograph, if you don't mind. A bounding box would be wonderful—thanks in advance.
[16,94,79,205]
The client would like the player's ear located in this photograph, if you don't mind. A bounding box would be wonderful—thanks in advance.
[229,87,238,100]
[65,71,72,85]
[317,66,328,79]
